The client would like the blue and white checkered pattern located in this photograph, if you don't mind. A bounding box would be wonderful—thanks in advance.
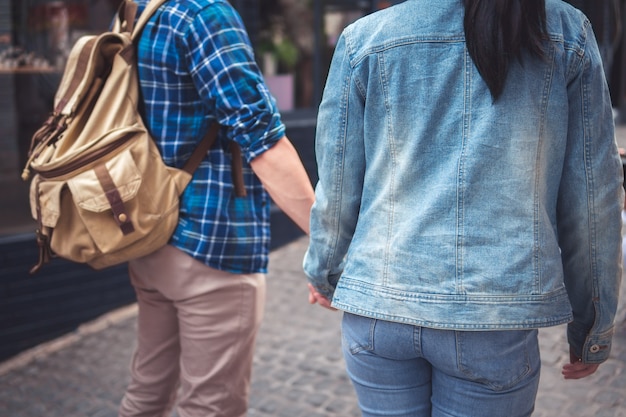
[135,0,285,273]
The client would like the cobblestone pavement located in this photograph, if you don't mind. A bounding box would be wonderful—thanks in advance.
[1,236,625,417]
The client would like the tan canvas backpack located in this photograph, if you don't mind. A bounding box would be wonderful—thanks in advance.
[21,0,244,273]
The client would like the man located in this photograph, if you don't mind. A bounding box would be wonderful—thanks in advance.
[118,1,315,416]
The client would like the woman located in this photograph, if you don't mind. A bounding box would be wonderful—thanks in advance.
[303,0,623,416]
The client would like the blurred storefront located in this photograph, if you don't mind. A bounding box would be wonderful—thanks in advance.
[0,1,118,240]
[0,0,132,363]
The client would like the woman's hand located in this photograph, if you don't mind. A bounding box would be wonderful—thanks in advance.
[307,283,337,311]
[561,347,600,379]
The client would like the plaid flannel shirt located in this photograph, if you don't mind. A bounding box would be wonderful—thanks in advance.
[135,0,285,273]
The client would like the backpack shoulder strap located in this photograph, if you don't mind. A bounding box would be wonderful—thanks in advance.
[111,0,167,37]
[113,1,138,33]
[131,0,169,41]
[183,123,220,175]
[182,124,247,198]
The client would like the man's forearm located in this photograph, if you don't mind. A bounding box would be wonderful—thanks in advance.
[250,136,315,234]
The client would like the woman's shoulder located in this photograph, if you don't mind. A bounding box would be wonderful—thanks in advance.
[544,0,590,42]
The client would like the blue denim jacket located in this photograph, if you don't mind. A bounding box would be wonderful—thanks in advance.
[304,0,623,363]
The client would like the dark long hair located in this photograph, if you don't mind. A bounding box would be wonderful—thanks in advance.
[463,0,547,100]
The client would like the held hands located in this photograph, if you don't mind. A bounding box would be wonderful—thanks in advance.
[307,283,337,311]
[561,347,600,379]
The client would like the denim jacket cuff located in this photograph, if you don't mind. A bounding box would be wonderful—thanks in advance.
[306,272,341,300]
[568,323,614,363]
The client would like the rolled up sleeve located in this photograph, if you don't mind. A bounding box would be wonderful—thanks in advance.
[182,3,285,161]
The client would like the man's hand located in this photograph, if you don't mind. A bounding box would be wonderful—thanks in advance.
[562,347,600,379]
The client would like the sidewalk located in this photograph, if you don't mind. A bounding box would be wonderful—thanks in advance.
[0,235,625,417]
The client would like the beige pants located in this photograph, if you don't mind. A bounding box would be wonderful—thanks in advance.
[118,245,266,417]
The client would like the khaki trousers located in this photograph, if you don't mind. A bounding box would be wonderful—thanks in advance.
[118,245,266,417]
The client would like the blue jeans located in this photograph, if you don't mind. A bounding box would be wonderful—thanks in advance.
[341,313,541,417]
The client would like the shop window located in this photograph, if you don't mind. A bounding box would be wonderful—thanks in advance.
[0,1,120,237]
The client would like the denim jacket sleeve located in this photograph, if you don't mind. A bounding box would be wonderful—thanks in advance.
[558,19,623,363]
[303,32,364,299]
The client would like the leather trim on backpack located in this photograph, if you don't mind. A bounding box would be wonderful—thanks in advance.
[94,163,135,235]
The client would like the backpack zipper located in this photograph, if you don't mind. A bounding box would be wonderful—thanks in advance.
[35,133,135,179]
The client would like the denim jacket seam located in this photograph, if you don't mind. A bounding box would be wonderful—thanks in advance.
[350,36,465,67]
[345,29,367,100]
[456,49,473,292]
[323,56,352,276]
[533,44,557,293]
[377,50,395,283]
[311,30,360,291]
[581,48,599,305]
[555,18,587,82]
